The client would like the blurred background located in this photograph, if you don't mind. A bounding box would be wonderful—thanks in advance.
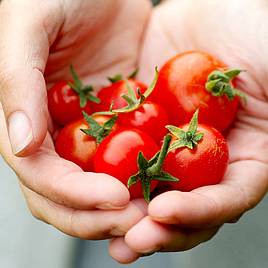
[1,0,268,267]
[1,149,268,268]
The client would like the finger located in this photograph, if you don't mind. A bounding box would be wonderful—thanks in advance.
[109,237,141,264]
[148,161,268,227]
[0,0,62,156]
[124,216,219,254]
[22,184,147,240]
[0,109,130,210]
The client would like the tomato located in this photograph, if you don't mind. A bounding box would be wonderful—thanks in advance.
[48,81,92,125]
[152,51,241,132]
[55,115,117,171]
[48,66,100,125]
[163,124,229,191]
[118,101,169,143]
[92,79,148,112]
[94,128,160,199]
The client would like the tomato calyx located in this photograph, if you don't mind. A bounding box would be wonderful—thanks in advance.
[166,110,204,152]
[205,69,246,102]
[107,68,139,83]
[128,134,179,202]
[68,65,100,108]
[81,111,118,144]
[95,67,159,116]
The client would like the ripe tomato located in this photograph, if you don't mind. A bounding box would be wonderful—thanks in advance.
[152,51,241,132]
[164,124,229,191]
[48,81,92,125]
[48,66,100,125]
[94,128,160,199]
[92,79,148,112]
[118,101,169,143]
[55,115,117,171]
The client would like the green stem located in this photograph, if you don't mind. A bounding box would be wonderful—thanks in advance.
[147,135,171,174]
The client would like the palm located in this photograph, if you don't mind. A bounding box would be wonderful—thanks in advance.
[45,0,150,89]
[108,0,268,262]
[139,0,268,209]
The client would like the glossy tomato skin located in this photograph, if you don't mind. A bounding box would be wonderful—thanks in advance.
[55,115,116,171]
[48,81,92,125]
[152,51,239,132]
[92,79,148,112]
[118,101,169,143]
[164,124,229,191]
[94,128,159,199]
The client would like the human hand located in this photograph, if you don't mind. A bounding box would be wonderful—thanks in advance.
[109,0,268,263]
[0,0,150,238]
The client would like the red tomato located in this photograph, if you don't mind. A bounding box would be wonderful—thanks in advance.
[163,124,229,191]
[48,81,92,125]
[152,51,240,132]
[94,128,159,199]
[118,101,169,143]
[55,115,117,171]
[92,79,148,112]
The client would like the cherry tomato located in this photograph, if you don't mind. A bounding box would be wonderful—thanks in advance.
[152,51,240,132]
[48,81,92,125]
[164,124,229,191]
[92,79,148,112]
[118,101,169,143]
[94,128,159,199]
[55,115,117,171]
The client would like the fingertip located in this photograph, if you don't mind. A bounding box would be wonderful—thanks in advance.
[148,191,183,223]
[84,172,130,210]
[3,68,48,157]
[109,237,140,264]
[125,217,163,253]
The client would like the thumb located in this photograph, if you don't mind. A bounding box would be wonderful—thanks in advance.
[0,1,61,156]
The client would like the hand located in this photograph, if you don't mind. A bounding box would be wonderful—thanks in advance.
[109,0,268,263]
[0,0,150,238]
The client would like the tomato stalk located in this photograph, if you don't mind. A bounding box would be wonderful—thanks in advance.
[128,134,179,202]
[94,67,159,116]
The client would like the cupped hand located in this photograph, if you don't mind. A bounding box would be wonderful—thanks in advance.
[109,0,268,263]
[0,0,150,239]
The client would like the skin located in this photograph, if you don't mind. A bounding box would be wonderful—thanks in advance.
[0,0,268,264]
[0,0,150,242]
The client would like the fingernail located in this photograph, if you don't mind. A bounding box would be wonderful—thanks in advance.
[7,111,33,155]
[96,203,127,210]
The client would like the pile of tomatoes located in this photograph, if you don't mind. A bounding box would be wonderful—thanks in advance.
[48,51,245,202]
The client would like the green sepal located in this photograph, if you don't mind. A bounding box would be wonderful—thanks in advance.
[69,65,100,107]
[167,110,204,152]
[137,152,149,170]
[128,174,140,188]
[127,134,179,202]
[141,179,152,203]
[148,151,160,167]
[81,111,117,144]
[108,74,123,83]
[205,68,246,102]
[128,68,139,79]
[151,172,179,182]
[108,68,139,84]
